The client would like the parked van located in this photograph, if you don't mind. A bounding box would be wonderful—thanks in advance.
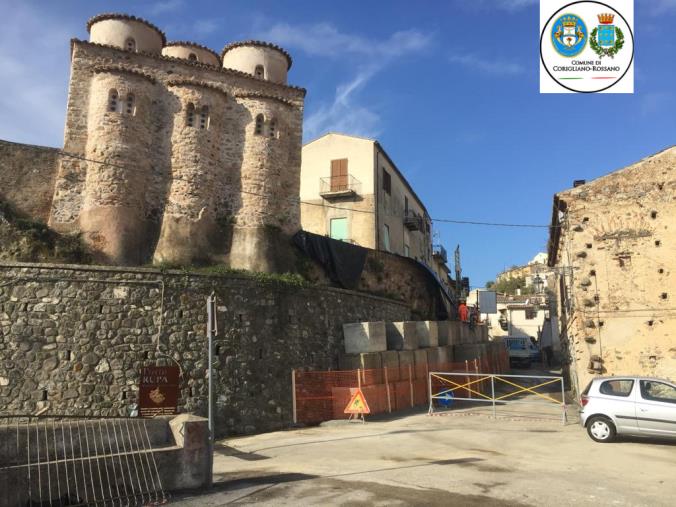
[504,336,532,368]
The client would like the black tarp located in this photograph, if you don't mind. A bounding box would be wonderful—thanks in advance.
[293,230,368,289]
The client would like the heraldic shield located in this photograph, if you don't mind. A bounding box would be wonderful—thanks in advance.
[598,24,615,47]
[551,14,587,57]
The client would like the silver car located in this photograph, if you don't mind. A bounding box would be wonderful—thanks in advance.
[580,376,676,442]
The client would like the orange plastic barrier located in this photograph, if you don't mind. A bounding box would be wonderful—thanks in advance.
[294,347,509,424]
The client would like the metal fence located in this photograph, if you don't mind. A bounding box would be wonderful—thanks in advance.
[0,415,167,507]
[428,372,567,424]
[293,347,509,425]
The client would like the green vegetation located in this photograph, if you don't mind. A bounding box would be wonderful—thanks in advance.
[485,276,535,295]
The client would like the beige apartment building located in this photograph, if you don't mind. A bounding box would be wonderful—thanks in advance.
[300,133,436,267]
[548,146,676,395]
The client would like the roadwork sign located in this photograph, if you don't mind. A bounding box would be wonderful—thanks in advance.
[344,388,371,414]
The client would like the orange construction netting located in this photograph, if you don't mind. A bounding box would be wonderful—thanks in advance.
[293,346,509,424]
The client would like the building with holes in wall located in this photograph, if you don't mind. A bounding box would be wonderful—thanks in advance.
[547,146,676,396]
[300,133,454,287]
[0,12,306,271]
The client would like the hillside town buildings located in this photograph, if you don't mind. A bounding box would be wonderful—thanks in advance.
[548,147,676,394]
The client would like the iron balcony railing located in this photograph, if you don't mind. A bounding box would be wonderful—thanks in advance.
[433,244,448,263]
[319,174,361,198]
[403,209,423,231]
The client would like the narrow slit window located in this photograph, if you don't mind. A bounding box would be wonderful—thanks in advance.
[108,89,119,112]
[254,65,264,79]
[186,103,195,127]
[268,118,277,138]
[199,106,209,129]
[125,37,136,52]
[254,114,264,135]
[188,53,198,61]
[125,93,135,115]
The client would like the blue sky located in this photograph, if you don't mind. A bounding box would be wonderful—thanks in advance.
[1,0,675,286]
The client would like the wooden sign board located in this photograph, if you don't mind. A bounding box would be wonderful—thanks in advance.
[138,366,180,417]
[344,388,371,414]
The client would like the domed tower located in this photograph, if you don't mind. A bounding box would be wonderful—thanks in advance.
[79,68,157,265]
[153,82,229,265]
[221,41,292,84]
[87,13,166,53]
[228,93,303,272]
[162,42,220,66]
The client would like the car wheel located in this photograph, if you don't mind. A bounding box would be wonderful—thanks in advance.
[587,416,616,443]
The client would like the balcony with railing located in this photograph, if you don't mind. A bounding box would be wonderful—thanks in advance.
[319,175,361,199]
[433,244,448,263]
[403,209,423,231]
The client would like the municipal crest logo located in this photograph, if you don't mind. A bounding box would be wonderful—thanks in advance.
[551,14,587,57]
[590,13,625,58]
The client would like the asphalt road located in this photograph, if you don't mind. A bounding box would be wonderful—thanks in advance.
[171,402,676,506]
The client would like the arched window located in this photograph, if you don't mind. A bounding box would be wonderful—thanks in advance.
[254,65,264,79]
[188,53,198,61]
[268,118,277,138]
[186,103,195,127]
[107,89,119,112]
[125,37,136,52]
[254,114,264,135]
[125,93,135,115]
[199,106,209,129]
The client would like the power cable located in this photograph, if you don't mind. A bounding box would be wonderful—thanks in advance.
[56,150,561,228]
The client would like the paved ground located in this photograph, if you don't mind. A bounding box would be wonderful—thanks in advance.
[172,401,676,506]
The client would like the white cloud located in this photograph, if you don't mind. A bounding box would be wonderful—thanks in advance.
[258,22,432,140]
[147,0,185,16]
[448,54,524,75]
[193,19,219,37]
[260,22,431,59]
[304,66,382,140]
[0,3,73,147]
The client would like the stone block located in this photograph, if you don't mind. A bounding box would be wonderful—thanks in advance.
[343,321,387,354]
[415,321,439,348]
[386,321,419,351]
[413,348,428,380]
[398,350,415,379]
[437,321,450,346]
[447,321,461,346]
[426,346,452,369]
[338,352,383,371]
[380,350,400,381]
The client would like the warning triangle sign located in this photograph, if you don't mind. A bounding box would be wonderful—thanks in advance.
[344,388,371,414]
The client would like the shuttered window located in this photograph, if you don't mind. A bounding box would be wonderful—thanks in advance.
[330,159,348,191]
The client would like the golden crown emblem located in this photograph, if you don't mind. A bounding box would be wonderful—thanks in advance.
[598,13,615,24]
[561,15,578,27]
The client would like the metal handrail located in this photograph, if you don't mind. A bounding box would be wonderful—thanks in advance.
[319,174,361,194]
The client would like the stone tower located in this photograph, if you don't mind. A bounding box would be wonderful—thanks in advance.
[47,13,305,271]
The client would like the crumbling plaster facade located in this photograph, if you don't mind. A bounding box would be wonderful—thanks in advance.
[548,147,676,394]
[4,13,305,271]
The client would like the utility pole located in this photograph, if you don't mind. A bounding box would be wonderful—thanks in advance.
[206,293,216,489]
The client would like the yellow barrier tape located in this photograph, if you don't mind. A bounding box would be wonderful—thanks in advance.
[494,376,562,404]
[431,374,492,400]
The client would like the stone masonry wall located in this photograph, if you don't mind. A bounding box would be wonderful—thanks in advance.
[49,41,305,268]
[552,147,676,393]
[0,262,409,436]
[0,140,60,222]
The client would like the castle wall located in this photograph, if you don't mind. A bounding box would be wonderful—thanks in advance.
[0,261,410,436]
[154,84,231,264]
[229,96,303,272]
[551,147,676,394]
[80,70,157,265]
[49,41,305,268]
[222,46,289,84]
[0,140,60,222]
[89,18,164,53]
